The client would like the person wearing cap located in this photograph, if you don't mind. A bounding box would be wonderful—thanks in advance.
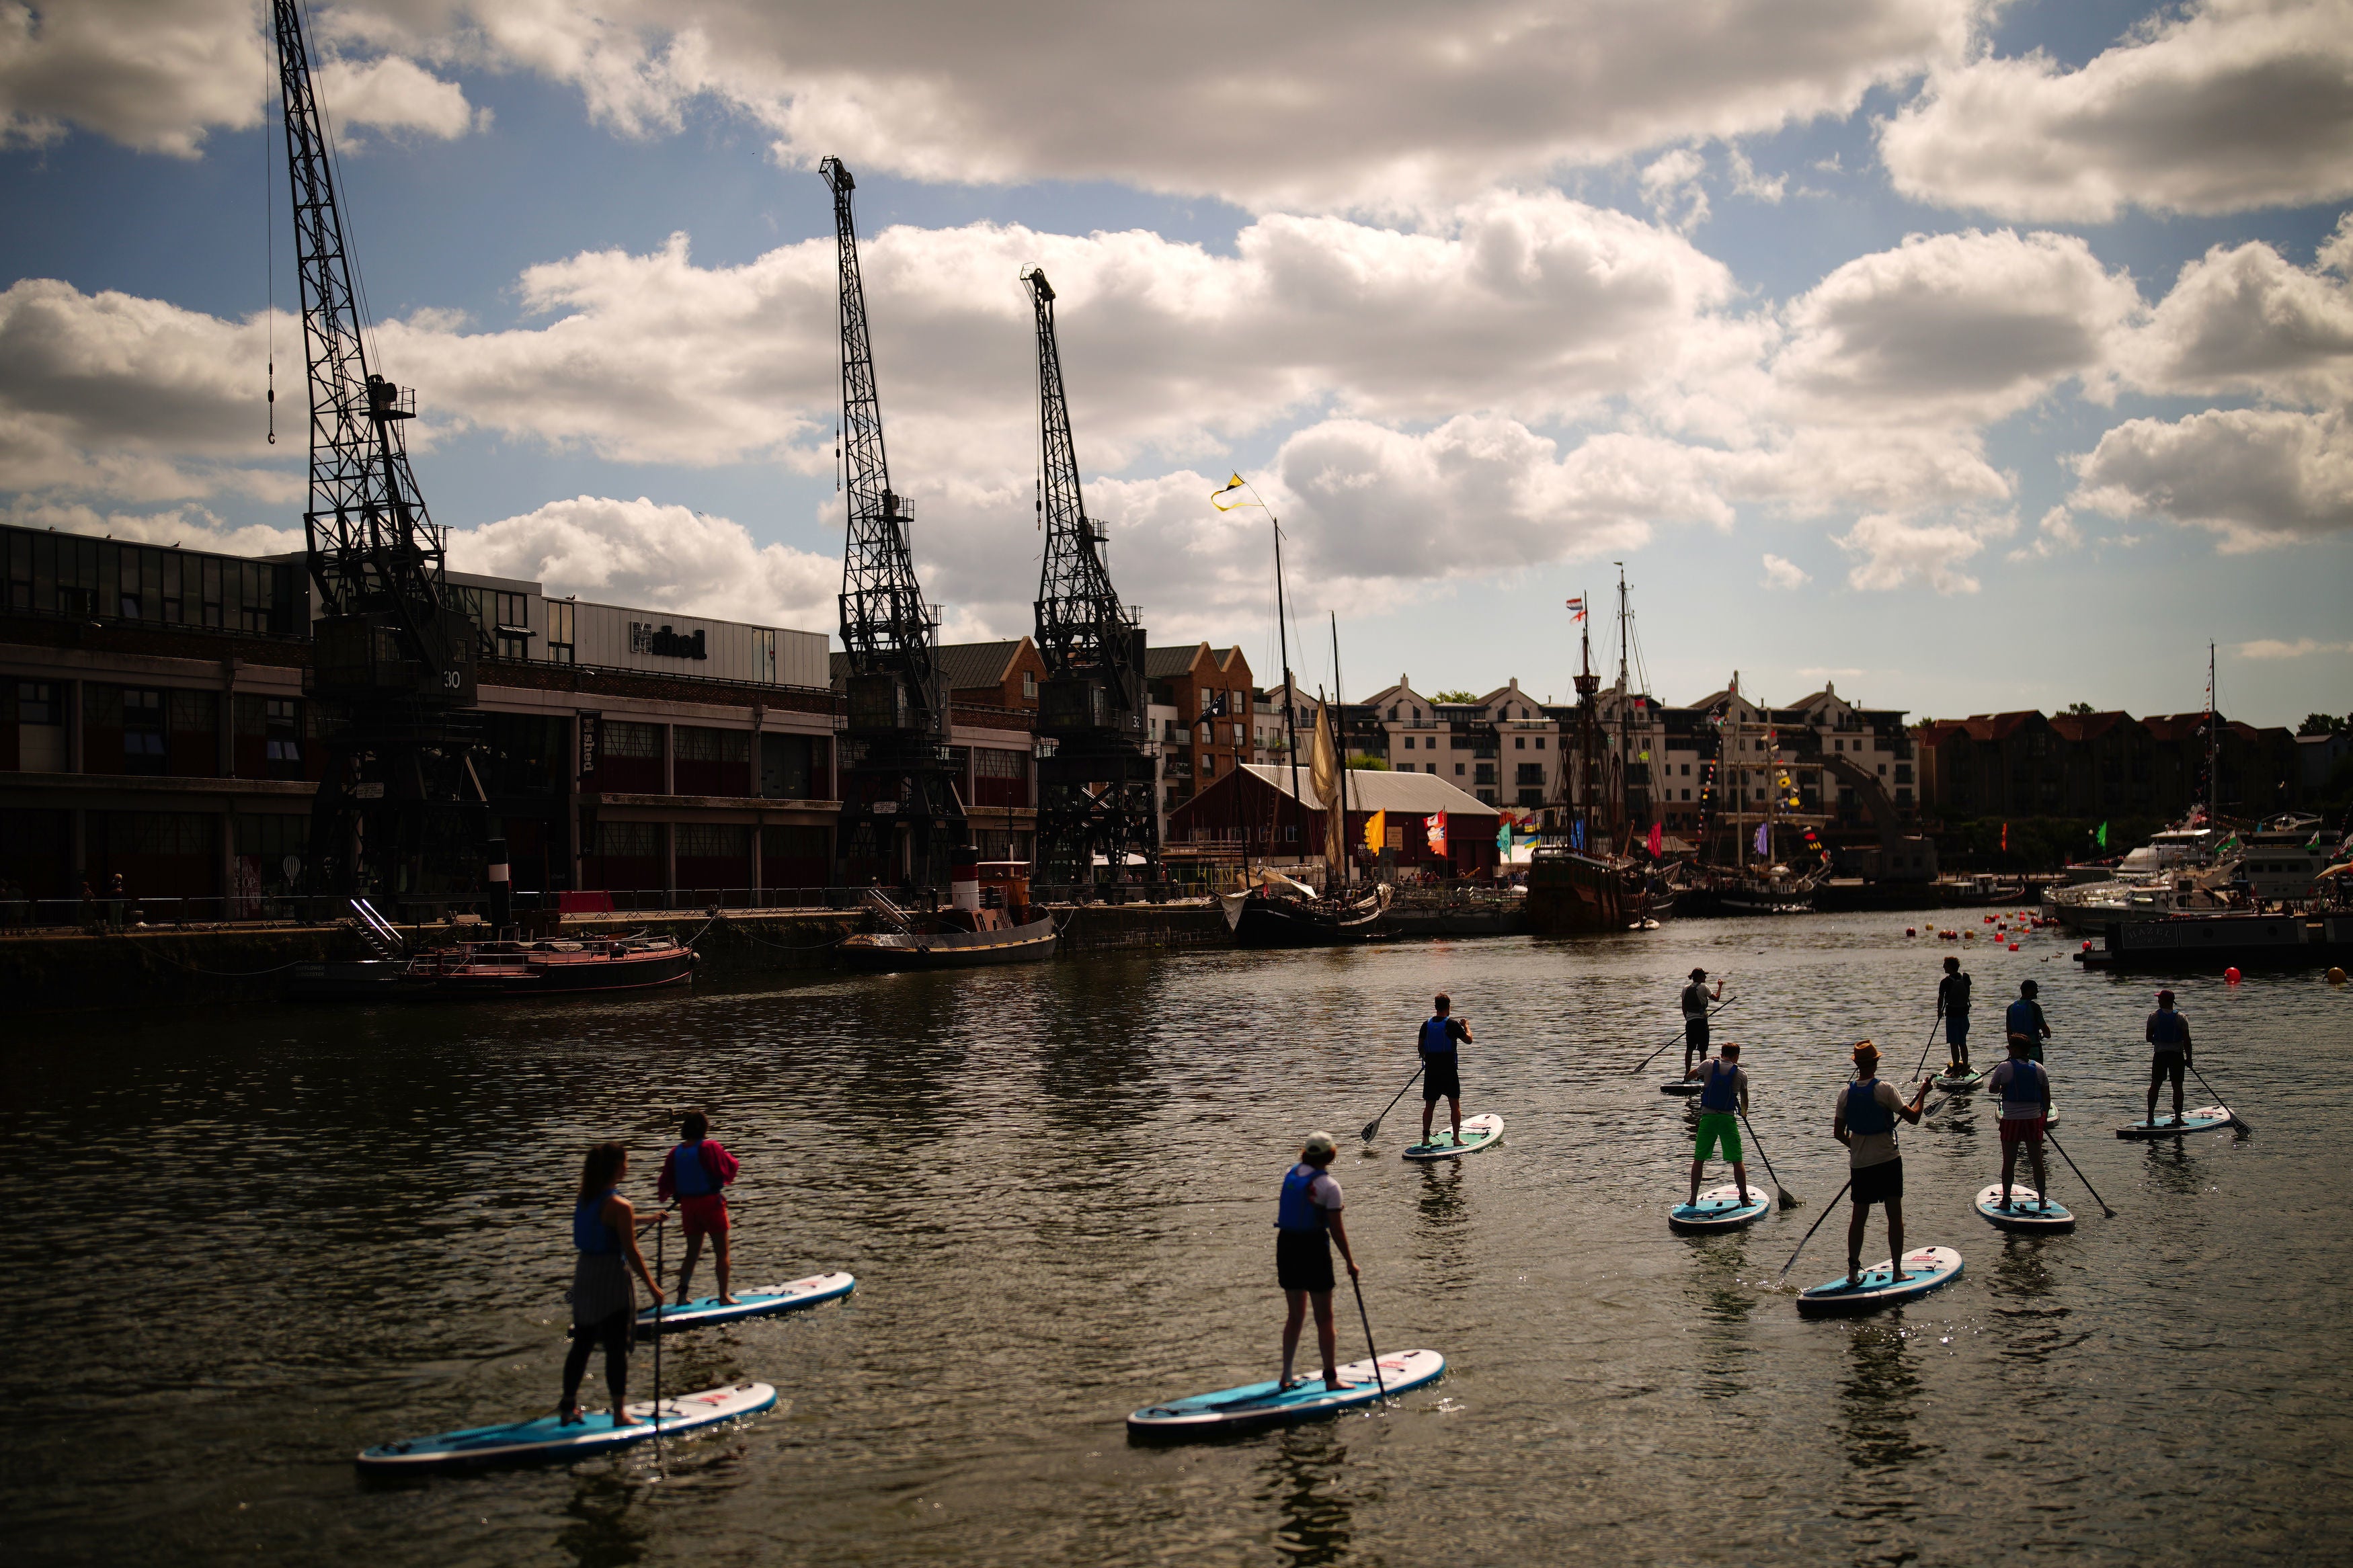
[2145,989,2194,1126]
[1274,1132,1361,1393]
[1937,955,1974,1072]
[1681,968,1724,1077]
[1832,1042,1929,1287]
[2005,979,2051,1063]
[1683,1040,1753,1208]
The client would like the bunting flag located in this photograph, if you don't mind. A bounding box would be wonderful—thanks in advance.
[1425,811,1448,854]
[2095,821,2109,849]
[1363,809,1386,854]
[1210,473,1258,511]
[2001,822,2009,852]
[1647,822,1663,857]
[1753,822,1769,856]
[1572,819,1587,852]
[1565,596,1586,622]
[1497,818,1513,852]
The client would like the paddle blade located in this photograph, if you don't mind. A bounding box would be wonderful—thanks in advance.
[1776,1188,1801,1211]
[1360,1117,1382,1143]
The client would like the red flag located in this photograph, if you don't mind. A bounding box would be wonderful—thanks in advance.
[1425,812,1448,854]
[2001,822,2008,852]
[1646,822,1663,857]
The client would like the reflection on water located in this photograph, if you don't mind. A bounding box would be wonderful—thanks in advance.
[1262,1428,1356,1568]
[1,913,2342,1566]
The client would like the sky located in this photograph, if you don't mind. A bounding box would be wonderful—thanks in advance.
[1,0,2348,727]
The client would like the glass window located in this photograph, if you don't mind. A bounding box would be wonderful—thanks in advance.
[17,682,59,726]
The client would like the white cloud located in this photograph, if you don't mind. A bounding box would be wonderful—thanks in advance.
[2073,406,2353,548]
[314,54,486,142]
[1640,149,1712,231]
[1759,552,1810,589]
[2119,230,2353,403]
[450,497,838,630]
[1880,0,2353,221]
[1728,147,1788,203]
[2237,636,2353,659]
[15,1,1978,210]
[1833,509,2012,593]
[2007,505,2081,562]
[0,497,304,559]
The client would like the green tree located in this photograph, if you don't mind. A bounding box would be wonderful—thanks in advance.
[1346,753,1391,770]
[2299,712,2349,736]
[2065,701,2098,715]
[1431,690,1480,704]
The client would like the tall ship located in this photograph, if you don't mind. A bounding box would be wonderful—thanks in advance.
[1525,570,1652,934]
[1672,673,1828,916]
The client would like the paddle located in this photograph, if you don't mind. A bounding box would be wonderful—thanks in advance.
[2188,1060,2253,1136]
[1628,997,1739,1075]
[1776,1176,1852,1284]
[1736,1110,1801,1210]
[1360,1064,1424,1144]
[1909,1008,1944,1086]
[2042,1132,2116,1219]
[651,1213,666,1464]
[1346,1265,1388,1402]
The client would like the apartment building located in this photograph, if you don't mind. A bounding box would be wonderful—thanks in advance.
[0,524,1038,909]
[1145,643,1254,819]
[1916,707,2303,821]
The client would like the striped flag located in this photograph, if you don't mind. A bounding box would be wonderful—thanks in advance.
[1565,597,1586,622]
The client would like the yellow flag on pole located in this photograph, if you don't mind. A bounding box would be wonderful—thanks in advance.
[1211,473,1258,511]
[1363,809,1386,854]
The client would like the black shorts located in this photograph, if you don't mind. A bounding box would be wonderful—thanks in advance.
[1850,1157,1903,1208]
[1685,1018,1710,1052]
[2150,1053,2186,1089]
[1276,1228,1334,1293]
[1422,1053,1462,1103]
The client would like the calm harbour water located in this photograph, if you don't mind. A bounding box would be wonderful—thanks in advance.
[4,911,2348,1566]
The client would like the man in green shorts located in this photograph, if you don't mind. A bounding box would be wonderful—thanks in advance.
[1685,1040,1751,1207]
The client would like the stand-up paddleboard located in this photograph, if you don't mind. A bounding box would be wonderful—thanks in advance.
[357,1382,776,1473]
[1404,1113,1503,1161]
[1796,1247,1962,1318]
[1669,1182,1772,1234]
[1972,1184,2075,1233]
[635,1271,855,1337]
[1933,1066,1987,1092]
[1126,1350,1444,1440]
[2116,1105,2233,1139]
[1660,1080,1702,1097]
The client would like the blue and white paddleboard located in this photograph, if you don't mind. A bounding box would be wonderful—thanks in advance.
[1933,1066,1987,1092]
[1669,1182,1772,1234]
[635,1271,855,1337]
[1127,1349,1445,1440]
[2116,1105,2233,1139]
[1796,1246,1963,1318]
[1403,1113,1503,1161]
[356,1381,776,1473]
[1972,1184,2075,1233]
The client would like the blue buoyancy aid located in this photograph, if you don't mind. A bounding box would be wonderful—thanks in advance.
[2006,998,2042,1038]
[574,1188,621,1254]
[1419,1016,1458,1057]
[2149,1009,2188,1050]
[670,1141,718,1198]
[1699,1059,1741,1112]
[1277,1163,1328,1233]
[1999,1058,2046,1113]
[1845,1079,1895,1136]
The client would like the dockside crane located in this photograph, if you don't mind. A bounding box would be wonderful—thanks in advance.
[823,157,965,892]
[1023,267,1158,888]
[273,0,487,906]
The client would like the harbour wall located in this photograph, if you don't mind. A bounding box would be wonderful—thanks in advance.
[0,901,1233,1013]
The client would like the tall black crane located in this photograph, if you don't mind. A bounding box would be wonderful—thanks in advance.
[275,0,485,902]
[823,157,964,891]
[1023,267,1156,886]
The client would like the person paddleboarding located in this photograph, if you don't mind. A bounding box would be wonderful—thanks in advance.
[1833,1042,1929,1289]
[1685,1041,1753,1208]
[1275,1132,1361,1393]
[2145,989,2194,1127]
[2007,979,2051,1064]
[1418,993,1473,1149]
[1682,968,1724,1077]
[1938,956,1974,1073]
[657,1110,742,1306]
[560,1142,668,1428]
[1987,1034,2052,1210]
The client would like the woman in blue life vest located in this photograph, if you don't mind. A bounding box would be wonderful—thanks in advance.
[1275,1132,1361,1393]
[2145,989,2194,1126]
[559,1141,668,1428]
[1418,992,1474,1149]
[1831,1042,1929,1289]
[1987,1034,2052,1208]
[1684,1041,1753,1208]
